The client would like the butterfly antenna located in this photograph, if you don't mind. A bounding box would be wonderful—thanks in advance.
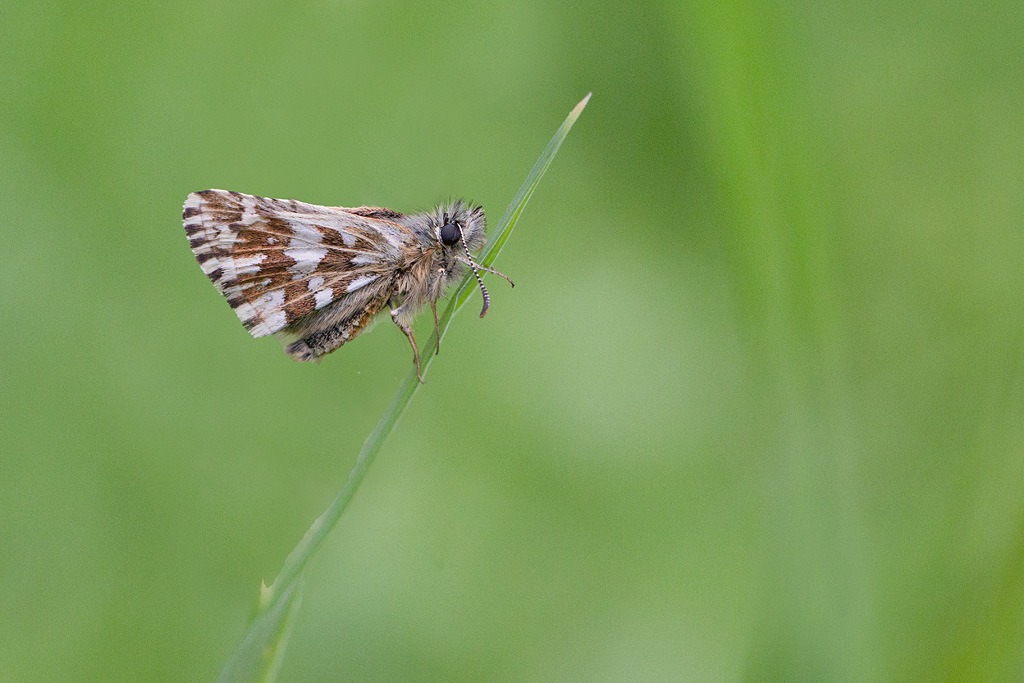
[459,227,491,317]
[454,257,515,287]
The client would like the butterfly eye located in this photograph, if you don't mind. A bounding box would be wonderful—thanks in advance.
[439,222,461,246]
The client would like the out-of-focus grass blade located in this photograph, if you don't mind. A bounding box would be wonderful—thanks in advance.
[217,93,590,682]
[218,577,303,683]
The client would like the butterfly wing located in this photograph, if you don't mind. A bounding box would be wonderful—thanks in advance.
[183,189,415,339]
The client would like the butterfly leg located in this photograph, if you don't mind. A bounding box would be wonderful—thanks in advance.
[431,300,441,355]
[391,309,423,383]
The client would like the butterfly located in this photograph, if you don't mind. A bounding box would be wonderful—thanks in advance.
[182,190,513,381]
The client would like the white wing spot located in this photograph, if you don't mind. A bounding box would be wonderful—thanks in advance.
[347,275,376,292]
[183,193,203,211]
[314,288,333,309]
[239,199,260,226]
[291,223,323,245]
[285,222,326,279]
[283,247,327,278]
[254,289,284,315]
[235,289,287,337]
[233,254,266,276]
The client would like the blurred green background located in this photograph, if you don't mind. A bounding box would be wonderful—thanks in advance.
[3,0,1023,681]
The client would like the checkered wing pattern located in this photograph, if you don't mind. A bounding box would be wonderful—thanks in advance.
[182,189,413,338]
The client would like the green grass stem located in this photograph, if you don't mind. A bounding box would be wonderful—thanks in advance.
[217,93,590,683]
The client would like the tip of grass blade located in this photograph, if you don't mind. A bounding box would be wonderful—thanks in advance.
[573,92,592,117]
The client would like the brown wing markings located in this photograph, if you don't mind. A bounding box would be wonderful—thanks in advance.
[254,201,416,246]
[284,280,316,320]
[207,226,387,324]
[341,206,405,220]
[220,245,387,325]
[226,242,378,262]
[213,224,385,257]
[188,191,407,258]
[185,190,402,331]
[192,222,387,287]
[280,267,389,324]
[229,245,380,285]
[335,207,419,242]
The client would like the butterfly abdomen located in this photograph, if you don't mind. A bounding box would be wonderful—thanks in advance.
[282,298,386,362]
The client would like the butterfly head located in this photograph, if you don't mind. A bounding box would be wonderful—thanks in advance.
[433,200,486,254]
[427,200,508,317]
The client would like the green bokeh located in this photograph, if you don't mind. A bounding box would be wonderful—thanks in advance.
[2,1,1023,681]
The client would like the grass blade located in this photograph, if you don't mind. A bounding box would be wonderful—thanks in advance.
[218,577,303,683]
[218,93,590,682]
